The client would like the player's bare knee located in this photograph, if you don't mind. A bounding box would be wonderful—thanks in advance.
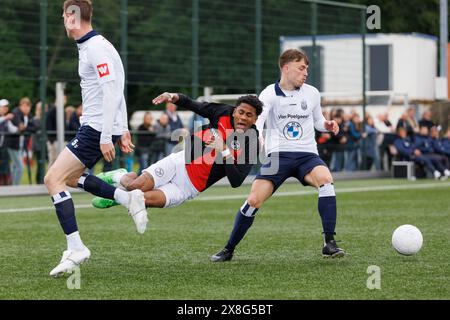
[310,167,333,187]
[247,194,262,209]
[319,175,333,186]
[43,173,51,187]
[44,171,59,188]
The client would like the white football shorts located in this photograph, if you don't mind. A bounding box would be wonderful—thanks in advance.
[143,151,200,208]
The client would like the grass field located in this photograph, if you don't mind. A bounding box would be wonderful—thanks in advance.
[0,179,449,300]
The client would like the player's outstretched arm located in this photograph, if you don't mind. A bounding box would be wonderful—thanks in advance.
[153,92,217,120]
[152,92,179,105]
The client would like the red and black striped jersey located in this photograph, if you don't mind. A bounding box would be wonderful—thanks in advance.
[176,94,260,192]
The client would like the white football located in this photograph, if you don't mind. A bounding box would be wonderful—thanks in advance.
[392,224,423,255]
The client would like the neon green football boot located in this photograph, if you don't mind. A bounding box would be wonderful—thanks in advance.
[96,168,128,185]
[92,196,119,209]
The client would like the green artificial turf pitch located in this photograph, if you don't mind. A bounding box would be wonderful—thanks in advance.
[0,179,448,299]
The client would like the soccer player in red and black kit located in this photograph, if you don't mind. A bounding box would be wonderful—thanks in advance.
[93,92,263,210]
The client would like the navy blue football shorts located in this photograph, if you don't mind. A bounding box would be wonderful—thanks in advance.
[255,151,327,191]
[66,125,121,169]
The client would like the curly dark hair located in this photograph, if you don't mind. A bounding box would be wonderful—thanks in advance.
[235,95,264,116]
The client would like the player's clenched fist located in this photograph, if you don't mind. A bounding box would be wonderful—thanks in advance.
[324,120,339,136]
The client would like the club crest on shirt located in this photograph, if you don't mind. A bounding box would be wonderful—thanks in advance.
[283,121,303,140]
[301,99,308,111]
[231,140,241,151]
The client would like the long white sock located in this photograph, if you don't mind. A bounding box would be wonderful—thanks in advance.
[114,189,130,208]
[113,171,127,188]
[66,231,85,251]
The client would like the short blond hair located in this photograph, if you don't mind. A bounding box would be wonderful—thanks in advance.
[279,49,309,69]
[63,0,93,22]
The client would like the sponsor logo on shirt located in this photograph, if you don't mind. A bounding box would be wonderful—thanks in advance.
[154,167,164,177]
[97,63,110,78]
[278,114,309,120]
[283,122,303,140]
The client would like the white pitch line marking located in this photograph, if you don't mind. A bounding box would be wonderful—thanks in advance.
[0,182,449,214]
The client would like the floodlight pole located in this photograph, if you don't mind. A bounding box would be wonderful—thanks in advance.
[440,0,448,79]
[39,0,48,184]
[121,0,128,101]
[255,0,262,94]
[361,8,367,170]
[192,0,199,99]
[311,2,318,90]
[361,8,367,123]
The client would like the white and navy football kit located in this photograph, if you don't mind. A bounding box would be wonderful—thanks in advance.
[67,30,128,169]
[255,81,328,190]
[223,82,341,254]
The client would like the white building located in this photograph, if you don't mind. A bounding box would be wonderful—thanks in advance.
[280,33,438,103]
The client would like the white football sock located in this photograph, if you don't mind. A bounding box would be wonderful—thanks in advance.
[114,189,130,208]
[113,171,127,187]
[66,231,85,252]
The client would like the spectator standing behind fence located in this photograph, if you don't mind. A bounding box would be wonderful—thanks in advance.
[165,102,184,153]
[396,107,418,138]
[345,113,363,171]
[33,101,46,184]
[67,104,82,141]
[136,111,155,175]
[375,112,396,171]
[6,97,38,185]
[188,112,209,134]
[316,110,333,167]
[64,105,75,140]
[362,115,378,171]
[0,99,17,185]
[153,113,172,162]
[46,95,68,167]
[329,109,347,172]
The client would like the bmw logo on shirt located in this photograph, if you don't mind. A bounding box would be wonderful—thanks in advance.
[283,121,303,140]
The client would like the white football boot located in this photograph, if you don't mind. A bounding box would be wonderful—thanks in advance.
[49,246,91,277]
[128,189,148,234]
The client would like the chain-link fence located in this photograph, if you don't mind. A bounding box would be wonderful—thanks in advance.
[9,0,431,186]
[0,0,367,104]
